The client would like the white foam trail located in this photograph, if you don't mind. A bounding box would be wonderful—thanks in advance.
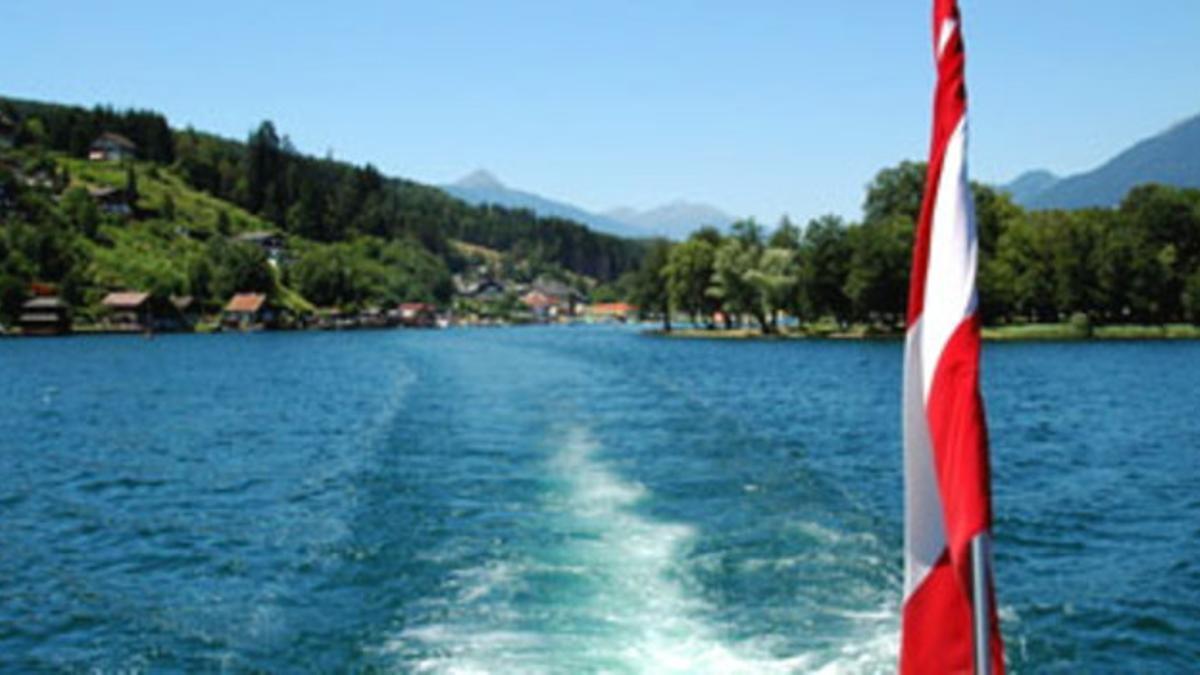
[385,426,898,673]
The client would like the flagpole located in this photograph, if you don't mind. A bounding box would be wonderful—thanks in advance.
[971,533,993,675]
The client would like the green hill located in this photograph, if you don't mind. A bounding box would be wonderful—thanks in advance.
[0,95,647,325]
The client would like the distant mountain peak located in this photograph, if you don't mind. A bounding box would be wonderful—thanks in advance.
[1003,111,1200,210]
[453,169,506,190]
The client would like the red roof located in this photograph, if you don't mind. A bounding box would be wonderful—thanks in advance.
[521,291,561,309]
[101,291,150,309]
[590,302,636,314]
[399,302,435,312]
[225,293,267,313]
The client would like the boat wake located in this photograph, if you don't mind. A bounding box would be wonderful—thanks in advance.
[383,425,896,673]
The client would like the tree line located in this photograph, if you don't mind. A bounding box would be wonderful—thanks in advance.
[2,96,645,282]
[628,162,1200,333]
[178,120,643,281]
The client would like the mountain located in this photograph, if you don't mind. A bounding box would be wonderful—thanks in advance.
[1005,112,1200,210]
[1002,170,1060,205]
[442,170,648,239]
[602,201,736,240]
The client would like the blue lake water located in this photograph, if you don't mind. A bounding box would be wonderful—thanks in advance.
[0,327,1197,672]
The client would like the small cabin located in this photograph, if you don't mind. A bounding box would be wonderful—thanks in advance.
[521,290,566,321]
[18,296,71,336]
[88,132,137,162]
[100,291,187,332]
[223,293,274,330]
[234,231,286,264]
[101,291,151,330]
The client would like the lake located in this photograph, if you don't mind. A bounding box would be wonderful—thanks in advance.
[0,327,1196,672]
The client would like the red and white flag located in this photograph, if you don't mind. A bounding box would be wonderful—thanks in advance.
[901,1,1004,672]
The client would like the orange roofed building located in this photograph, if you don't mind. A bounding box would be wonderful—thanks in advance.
[223,293,275,330]
[586,302,637,323]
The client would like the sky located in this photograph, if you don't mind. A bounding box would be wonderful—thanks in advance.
[3,1,1199,224]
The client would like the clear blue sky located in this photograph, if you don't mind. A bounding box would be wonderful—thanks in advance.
[4,1,1198,223]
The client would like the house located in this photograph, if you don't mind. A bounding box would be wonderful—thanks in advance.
[531,278,584,316]
[521,290,568,321]
[100,291,188,332]
[587,302,637,323]
[222,293,274,330]
[17,296,71,336]
[455,276,507,301]
[101,291,151,331]
[234,230,287,264]
[88,132,137,161]
[88,186,133,216]
[397,302,437,328]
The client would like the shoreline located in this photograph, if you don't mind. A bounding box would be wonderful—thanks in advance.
[645,323,1200,342]
[5,321,1200,341]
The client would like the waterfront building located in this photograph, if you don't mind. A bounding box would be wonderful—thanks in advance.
[17,296,71,336]
[223,293,274,330]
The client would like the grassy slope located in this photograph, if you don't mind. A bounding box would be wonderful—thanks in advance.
[58,156,314,316]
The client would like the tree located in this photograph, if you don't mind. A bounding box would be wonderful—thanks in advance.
[124,165,139,205]
[799,215,852,323]
[843,215,913,325]
[746,247,798,332]
[992,214,1058,322]
[863,161,926,225]
[1183,269,1200,324]
[207,239,275,301]
[631,239,672,331]
[60,187,100,237]
[730,218,765,247]
[664,236,717,326]
[161,193,176,221]
[246,120,282,215]
[710,237,769,331]
[768,215,801,250]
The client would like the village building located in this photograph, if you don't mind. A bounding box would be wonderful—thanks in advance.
[222,293,275,330]
[88,186,133,216]
[100,291,188,332]
[17,296,71,336]
[586,302,638,323]
[101,291,151,331]
[397,302,437,328]
[520,290,569,321]
[88,132,137,162]
[358,307,389,329]
[521,278,584,320]
[455,276,508,301]
[234,230,287,264]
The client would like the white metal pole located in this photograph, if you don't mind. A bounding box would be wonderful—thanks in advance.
[970,533,993,675]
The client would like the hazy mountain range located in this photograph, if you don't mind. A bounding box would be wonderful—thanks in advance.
[1004,111,1200,209]
[441,170,734,240]
[443,110,1200,241]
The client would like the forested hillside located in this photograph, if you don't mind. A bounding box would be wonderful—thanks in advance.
[0,96,644,324]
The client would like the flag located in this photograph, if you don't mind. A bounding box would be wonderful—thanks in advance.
[901,1,1004,672]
